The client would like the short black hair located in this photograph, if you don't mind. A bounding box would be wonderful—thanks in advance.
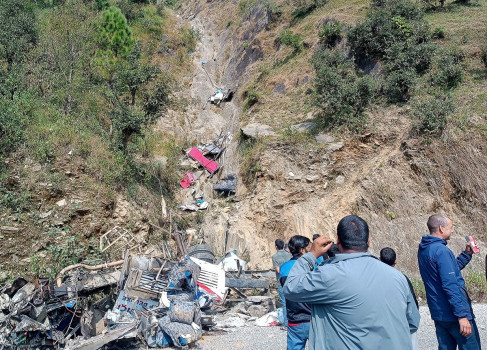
[288,235,310,257]
[427,214,448,234]
[275,239,285,250]
[312,234,320,241]
[337,215,369,251]
[327,243,340,258]
[380,247,396,266]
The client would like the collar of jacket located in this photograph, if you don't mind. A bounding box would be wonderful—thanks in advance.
[420,234,448,247]
[327,252,377,264]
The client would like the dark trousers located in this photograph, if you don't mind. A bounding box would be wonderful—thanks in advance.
[434,319,481,350]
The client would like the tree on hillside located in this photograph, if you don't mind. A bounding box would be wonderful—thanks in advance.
[348,0,435,101]
[107,42,163,152]
[94,6,135,86]
[97,6,134,59]
[313,49,377,129]
[104,43,166,152]
[119,42,160,106]
[0,0,37,70]
[33,0,96,114]
[0,0,37,99]
[92,6,169,153]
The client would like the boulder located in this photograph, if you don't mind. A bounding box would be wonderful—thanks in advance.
[315,133,335,144]
[291,122,315,133]
[247,304,268,318]
[273,83,286,94]
[241,123,276,138]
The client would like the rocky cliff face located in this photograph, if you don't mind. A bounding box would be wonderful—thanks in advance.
[166,0,486,277]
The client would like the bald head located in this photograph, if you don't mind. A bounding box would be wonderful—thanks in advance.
[427,214,449,234]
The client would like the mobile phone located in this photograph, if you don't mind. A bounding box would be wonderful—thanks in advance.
[465,236,480,254]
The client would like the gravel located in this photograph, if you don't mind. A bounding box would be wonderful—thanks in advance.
[197,304,487,350]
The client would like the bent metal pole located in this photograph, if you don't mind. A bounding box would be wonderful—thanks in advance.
[56,260,124,287]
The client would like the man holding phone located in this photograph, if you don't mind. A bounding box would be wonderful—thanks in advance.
[418,214,480,350]
[283,215,419,350]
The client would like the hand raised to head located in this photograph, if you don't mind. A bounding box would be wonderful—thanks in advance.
[310,235,333,259]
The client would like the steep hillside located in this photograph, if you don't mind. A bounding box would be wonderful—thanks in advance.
[1,0,487,298]
[167,0,487,283]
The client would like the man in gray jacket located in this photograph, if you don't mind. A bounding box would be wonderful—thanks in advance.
[283,215,420,350]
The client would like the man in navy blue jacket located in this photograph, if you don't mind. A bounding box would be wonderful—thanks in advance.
[418,214,480,350]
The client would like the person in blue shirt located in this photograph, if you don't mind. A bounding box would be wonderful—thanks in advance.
[418,214,480,350]
[280,235,312,350]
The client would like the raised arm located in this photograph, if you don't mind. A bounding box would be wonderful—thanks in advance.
[282,252,333,303]
[456,246,473,270]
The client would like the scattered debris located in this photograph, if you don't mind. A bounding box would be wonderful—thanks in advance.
[99,226,140,254]
[0,247,276,349]
[56,199,67,207]
[188,148,220,174]
[255,311,279,327]
[202,88,234,110]
[217,251,247,272]
[213,174,237,195]
[179,200,209,211]
[180,172,196,189]
[0,226,21,234]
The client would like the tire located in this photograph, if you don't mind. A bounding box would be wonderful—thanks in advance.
[187,244,215,264]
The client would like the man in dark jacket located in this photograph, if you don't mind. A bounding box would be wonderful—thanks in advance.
[418,214,480,350]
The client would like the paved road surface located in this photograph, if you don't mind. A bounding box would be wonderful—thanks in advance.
[198,304,487,350]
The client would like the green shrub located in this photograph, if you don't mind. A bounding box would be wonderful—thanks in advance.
[244,88,261,109]
[277,29,303,53]
[138,6,165,34]
[480,43,487,69]
[117,0,143,22]
[432,26,445,39]
[31,234,89,278]
[263,0,283,24]
[465,272,487,301]
[385,67,418,102]
[239,0,258,15]
[313,49,377,130]
[239,137,264,187]
[430,48,464,89]
[348,0,427,61]
[0,191,32,213]
[349,0,435,102]
[290,0,326,21]
[318,20,343,47]
[412,91,455,134]
[180,26,200,53]
[95,0,109,10]
[0,98,26,157]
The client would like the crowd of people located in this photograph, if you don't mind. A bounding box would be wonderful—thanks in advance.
[271,214,481,350]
